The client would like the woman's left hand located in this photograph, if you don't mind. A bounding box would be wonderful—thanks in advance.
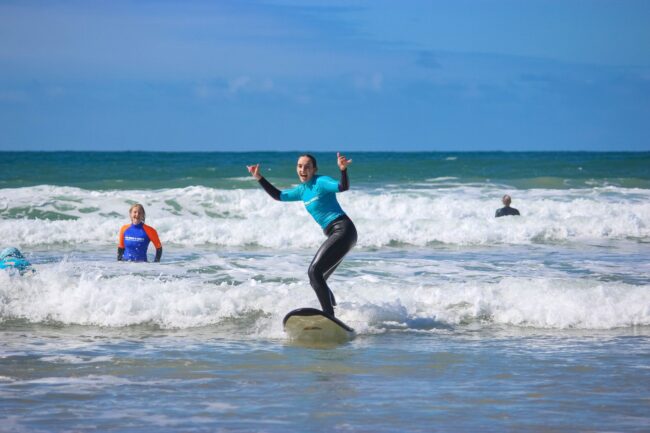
[337,152,352,171]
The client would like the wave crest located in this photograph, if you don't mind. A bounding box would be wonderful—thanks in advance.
[1,185,649,248]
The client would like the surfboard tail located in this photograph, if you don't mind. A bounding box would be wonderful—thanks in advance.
[283,308,355,345]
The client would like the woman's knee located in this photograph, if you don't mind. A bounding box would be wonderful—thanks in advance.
[308,262,322,283]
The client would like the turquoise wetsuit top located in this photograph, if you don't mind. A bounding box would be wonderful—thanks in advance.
[0,247,33,274]
[280,175,345,229]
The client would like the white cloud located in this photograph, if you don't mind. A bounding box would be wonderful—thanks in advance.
[193,77,276,99]
[228,76,252,94]
[353,72,383,92]
[194,83,213,99]
[229,76,276,94]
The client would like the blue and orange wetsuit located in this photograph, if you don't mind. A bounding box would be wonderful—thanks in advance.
[257,171,356,316]
[117,223,163,262]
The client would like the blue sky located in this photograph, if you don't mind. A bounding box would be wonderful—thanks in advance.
[1,0,649,151]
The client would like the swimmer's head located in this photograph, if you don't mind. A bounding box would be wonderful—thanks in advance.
[502,194,512,206]
[0,247,24,260]
[297,154,318,183]
[129,203,146,224]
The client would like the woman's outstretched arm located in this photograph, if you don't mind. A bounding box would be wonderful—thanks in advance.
[337,152,352,192]
[247,163,282,201]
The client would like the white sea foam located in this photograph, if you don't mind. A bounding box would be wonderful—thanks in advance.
[1,255,648,334]
[1,185,649,248]
[425,176,458,182]
[1,185,648,334]
[39,354,114,364]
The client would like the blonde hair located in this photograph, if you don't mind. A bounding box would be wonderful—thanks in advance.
[129,203,146,222]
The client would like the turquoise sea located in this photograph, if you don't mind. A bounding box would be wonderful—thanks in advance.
[1,151,649,432]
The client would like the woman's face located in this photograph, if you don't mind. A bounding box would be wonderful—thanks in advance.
[130,206,144,224]
[296,156,317,183]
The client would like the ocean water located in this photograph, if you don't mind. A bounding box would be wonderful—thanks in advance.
[1,151,649,432]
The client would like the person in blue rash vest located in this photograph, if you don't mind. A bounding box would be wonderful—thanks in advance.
[0,247,33,274]
[247,153,357,317]
[117,204,163,262]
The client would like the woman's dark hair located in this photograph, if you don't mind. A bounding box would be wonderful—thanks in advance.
[298,154,318,169]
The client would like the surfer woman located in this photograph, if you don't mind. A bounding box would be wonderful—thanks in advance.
[247,153,357,317]
[117,204,163,262]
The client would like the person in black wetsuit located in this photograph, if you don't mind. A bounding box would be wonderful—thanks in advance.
[495,194,521,218]
[247,153,357,317]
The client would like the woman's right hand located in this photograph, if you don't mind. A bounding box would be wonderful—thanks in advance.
[247,164,262,180]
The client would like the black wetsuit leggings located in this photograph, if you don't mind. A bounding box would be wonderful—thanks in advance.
[308,215,357,317]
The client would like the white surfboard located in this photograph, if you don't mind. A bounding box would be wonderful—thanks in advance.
[283,308,355,345]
